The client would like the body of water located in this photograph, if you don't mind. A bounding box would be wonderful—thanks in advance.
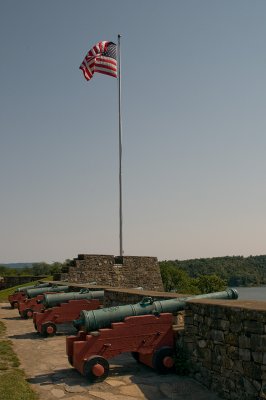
[234,285,266,301]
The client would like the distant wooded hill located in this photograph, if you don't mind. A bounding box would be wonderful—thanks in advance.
[159,255,266,286]
[1,263,33,269]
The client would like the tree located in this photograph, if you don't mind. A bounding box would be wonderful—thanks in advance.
[160,264,198,294]
[31,263,51,276]
[194,275,227,294]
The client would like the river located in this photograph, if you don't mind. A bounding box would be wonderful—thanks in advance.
[233,285,266,300]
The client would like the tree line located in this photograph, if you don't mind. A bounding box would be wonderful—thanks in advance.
[159,254,266,288]
[159,263,227,294]
[0,261,69,277]
[1,254,265,294]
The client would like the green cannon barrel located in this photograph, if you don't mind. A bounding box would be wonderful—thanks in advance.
[15,282,51,293]
[25,285,69,298]
[74,288,238,332]
[42,290,104,308]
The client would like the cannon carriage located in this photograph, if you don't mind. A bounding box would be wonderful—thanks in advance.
[33,290,104,336]
[67,288,238,382]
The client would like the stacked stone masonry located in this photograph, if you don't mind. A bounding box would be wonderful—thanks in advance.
[0,276,47,290]
[184,299,266,400]
[103,287,190,306]
[64,254,164,291]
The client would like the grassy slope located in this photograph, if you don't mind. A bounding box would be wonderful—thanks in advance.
[0,277,52,302]
[0,321,38,400]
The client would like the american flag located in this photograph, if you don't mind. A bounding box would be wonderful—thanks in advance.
[79,41,117,81]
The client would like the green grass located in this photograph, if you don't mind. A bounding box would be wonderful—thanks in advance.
[0,277,52,302]
[0,321,6,336]
[0,340,20,370]
[0,321,38,400]
[0,370,38,400]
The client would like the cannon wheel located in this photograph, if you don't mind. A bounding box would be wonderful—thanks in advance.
[83,356,109,382]
[68,355,73,366]
[21,309,30,319]
[152,346,175,374]
[25,308,33,318]
[11,301,18,309]
[131,352,140,363]
[41,322,57,337]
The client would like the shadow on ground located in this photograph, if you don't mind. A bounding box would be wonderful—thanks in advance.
[27,368,82,386]
[27,364,185,400]
[8,331,41,340]
[26,356,150,386]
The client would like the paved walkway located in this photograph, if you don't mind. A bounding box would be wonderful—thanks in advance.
[0,303,222,400]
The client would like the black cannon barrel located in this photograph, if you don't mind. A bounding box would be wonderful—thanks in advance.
[15,282,50,293]
[42,290,104,308]
[25,285,69,298]
[73,288,238,332]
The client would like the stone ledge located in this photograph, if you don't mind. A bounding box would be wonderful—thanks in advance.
[187,299,266,311]
[105,287,190,298]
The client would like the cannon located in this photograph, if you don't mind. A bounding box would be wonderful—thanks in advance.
[8,282,50,308]
[17,286,70,318]
[15,282,50,293]
[67,288,238,382]
[33,290,104,336]
[41,290,104,308]
[73,288,238,332]
[24,285,70,299]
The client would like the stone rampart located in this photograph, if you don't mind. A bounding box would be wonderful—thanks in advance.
[0,276,47,290]
[103,287,189,306]
[63,254,164,291]
[184,299,266,400]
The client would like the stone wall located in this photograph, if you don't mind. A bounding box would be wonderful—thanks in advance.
[103,287,189,307]
[63,254,164,291]
[0,276,47,290]
[184,299,266,400]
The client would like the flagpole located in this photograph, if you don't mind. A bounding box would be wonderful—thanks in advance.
[118,34,123,257]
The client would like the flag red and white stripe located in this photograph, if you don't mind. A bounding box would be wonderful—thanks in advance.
[79,41,117,81]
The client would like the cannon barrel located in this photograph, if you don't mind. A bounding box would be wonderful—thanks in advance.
[42,290,104,308]
[15,282,50,293]
[25,285,69,298]
[73,288,238,332]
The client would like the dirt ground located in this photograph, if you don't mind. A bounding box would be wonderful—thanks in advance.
[0,303,222,400]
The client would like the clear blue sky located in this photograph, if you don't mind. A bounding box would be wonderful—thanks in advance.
[1,1,266,263]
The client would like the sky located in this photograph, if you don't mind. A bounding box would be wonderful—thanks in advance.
[0,0,266,263]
